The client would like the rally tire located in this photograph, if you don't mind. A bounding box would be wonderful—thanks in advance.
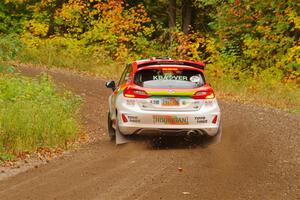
[107,112,116,141]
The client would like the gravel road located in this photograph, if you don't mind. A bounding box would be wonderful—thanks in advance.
[0,66,299,200]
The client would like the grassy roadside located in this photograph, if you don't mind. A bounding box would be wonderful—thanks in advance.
[9,60,299,113]
[0,65,81,161]
[0,34,299,112]
[205,65,300,113]
[9,62,299,113]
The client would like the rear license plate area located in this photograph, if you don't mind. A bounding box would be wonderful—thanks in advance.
[161,98,179,106]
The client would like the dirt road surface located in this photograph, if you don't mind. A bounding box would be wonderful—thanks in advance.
[0,66,299,200]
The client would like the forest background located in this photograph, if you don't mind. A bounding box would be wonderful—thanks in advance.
[0,0,299,110]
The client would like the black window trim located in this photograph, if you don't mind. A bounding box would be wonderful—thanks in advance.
[133,68,206,87]
[118,63,133,86]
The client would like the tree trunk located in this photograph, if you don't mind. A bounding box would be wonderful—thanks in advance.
[182,0,192,34]
[47,0,65,37]
[168,0,176,29]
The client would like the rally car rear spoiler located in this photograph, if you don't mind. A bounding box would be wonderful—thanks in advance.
[137,60,205,70]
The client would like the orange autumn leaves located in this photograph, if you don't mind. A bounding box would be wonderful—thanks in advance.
[48,0,154,60]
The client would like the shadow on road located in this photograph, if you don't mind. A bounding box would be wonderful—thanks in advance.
[127,135,216,150]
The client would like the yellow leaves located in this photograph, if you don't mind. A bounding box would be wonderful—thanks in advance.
[276,44,300,83]
[256,25,271,34]
[55,0,88,35]
[24,20,49,37]
[58,0,86,21]
[205,38,223,64]
[169,30,205,60]
[286,45,300,64]
[18,0,154,59]
[80,0,154,59]
[287,10,300,30]
[4,0,27,3]
[243,37,260,59]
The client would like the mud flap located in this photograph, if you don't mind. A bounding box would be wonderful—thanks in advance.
[214,126,222,143]
[115,127,131,145]
[212,124,222,144]
[203,124,222,147]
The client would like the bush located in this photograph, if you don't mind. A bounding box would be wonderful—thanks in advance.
[205,63,300,111]
[0,34,23,60]
[18,35,118,77]
[0,70,81,160]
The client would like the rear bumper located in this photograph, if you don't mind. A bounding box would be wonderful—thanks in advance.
[116,97,221,137]
[119,127,220,136]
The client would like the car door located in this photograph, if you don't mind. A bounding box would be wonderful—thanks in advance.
[111,64,132,123]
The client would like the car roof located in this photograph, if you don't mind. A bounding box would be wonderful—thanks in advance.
[133,58,205,70]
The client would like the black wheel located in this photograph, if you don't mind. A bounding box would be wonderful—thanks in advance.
[107,112,115,141]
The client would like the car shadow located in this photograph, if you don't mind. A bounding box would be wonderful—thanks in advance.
[128,135,216,150]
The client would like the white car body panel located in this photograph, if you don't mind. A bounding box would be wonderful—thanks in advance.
[110,94,221,137]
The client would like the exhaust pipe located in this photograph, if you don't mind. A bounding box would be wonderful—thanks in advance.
[187,130,205,136]
[196,130,205,136]
[187,130,196,136]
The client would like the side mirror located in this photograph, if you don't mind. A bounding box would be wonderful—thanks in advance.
[105,80,116,91]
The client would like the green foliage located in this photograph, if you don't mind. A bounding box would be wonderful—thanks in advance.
[0,34,23,60]
[0,1,29,34]
[81,2,154,61]
[0,0,299,111]
[206,0,300,82]
[0,152,16,161]
[19,0,155,62]
[155,28,206,60]
[0,71,81,159]
[206,64,300,110]
[17,36,119,77]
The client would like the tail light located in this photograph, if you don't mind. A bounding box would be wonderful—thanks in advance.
[193,89,215,99]
[121,113,128,123]
[212,115,218,124]
[123,87,150,98]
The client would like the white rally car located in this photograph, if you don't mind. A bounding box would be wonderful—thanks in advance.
[106,58,221,143]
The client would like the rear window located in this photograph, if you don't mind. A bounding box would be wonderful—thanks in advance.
[134,68,205,89]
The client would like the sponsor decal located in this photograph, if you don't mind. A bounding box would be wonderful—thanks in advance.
[153,115,189,125]
[190,75,201,83]
[150,99,160,105]
[195,116,207,123]
[127,116,140,123]
[204,100,213,106]
[192,101,200,109]
[126,99,135,106]
[168,89,175,94]
[147,90,194,97]
[153,75,188,81]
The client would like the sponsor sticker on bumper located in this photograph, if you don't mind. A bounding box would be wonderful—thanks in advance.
[153,115,189,125]
[195,116,207,123]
